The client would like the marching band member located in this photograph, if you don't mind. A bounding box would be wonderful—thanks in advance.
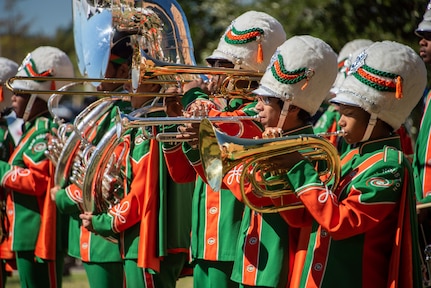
[78,4,195,286]
[413,0,431,213]
[313,39,373,154]
[412,3,431,284]
[271,41,425,287]
[52,31,134,288]
[163,11,286,288]
[314,38,414,158]
[0,57,18,287]
[221,35,337,287]
[0,46,74,287]
[79,78,194,287]
[0,57,21,145]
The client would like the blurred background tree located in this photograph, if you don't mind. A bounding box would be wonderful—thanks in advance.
[0,0,428,139]
[0,0,426,65]
[179,0,425,64]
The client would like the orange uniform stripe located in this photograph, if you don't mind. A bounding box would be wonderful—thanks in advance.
[203,186,220,260]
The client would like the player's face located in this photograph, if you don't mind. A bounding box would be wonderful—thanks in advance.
[418,33,431,65]
[337,104,370,144]
[11,92,30,118]
[255,96,282,128]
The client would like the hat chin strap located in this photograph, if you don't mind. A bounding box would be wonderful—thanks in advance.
[23,94,37,122]
[277,101,291,129]
[360,112,377,142]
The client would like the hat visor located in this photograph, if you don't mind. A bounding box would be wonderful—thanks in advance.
[415,29,428,37]
[205,50,228,64]
[330,90,361,107]
[252,86,276,97]
[415,21,431,37]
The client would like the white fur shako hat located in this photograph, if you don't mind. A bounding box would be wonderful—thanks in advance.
[206,11,286,72]
[0,57,19,103]
[0,57,18,84]
[253,35,338,116]
[12,46,74,102]
[331,41,427,131]
[416,1,431,36]
[331,39,374,94]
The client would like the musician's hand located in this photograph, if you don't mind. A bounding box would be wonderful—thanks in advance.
[79,212,96,233]
[184,99,216,117]
[164,96,183,117]
[262,127,283,139]
[50,185,60,201]
[177,123,200,148]
[183,78,210,94]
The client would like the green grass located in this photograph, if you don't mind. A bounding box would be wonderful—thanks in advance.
[6,271,90,288]
[5,271,193,287]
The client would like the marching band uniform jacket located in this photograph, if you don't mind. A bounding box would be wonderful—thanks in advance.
[275,136,421,288]
[0,117,16,273]
[87,108,194,274]
[0,114,64,260]
[413,90,431,204]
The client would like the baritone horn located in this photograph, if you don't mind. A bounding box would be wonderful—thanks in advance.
[199,118,343,213]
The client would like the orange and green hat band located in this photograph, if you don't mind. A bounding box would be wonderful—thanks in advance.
[224,26,265,45]
[338,58,347,71]
[352,64,399,93]
[271,54,308,85]
[23,58,53,82]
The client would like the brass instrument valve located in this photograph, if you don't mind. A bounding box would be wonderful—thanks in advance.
[261,127,283,139]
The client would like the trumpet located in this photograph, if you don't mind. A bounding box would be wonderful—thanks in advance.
[199,118,343,213]
[118,108,260,142]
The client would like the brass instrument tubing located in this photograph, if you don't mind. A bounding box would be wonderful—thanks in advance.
[317,130,346,137]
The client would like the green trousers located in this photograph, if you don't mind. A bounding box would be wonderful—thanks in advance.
[16,251,64,288]
[193,259,238,288]
[83,261,124,288]
[124,253,188,288]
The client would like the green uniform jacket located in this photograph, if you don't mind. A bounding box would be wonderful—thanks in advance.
[280,136,421,288]
[413,90,431,203]
[0,114,67,259]
[90,111,193,272]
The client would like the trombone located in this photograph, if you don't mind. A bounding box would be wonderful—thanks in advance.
[5,62,263,99]
[5,76,178,97]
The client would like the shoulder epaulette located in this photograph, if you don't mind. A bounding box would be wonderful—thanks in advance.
[383,146,403,165]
